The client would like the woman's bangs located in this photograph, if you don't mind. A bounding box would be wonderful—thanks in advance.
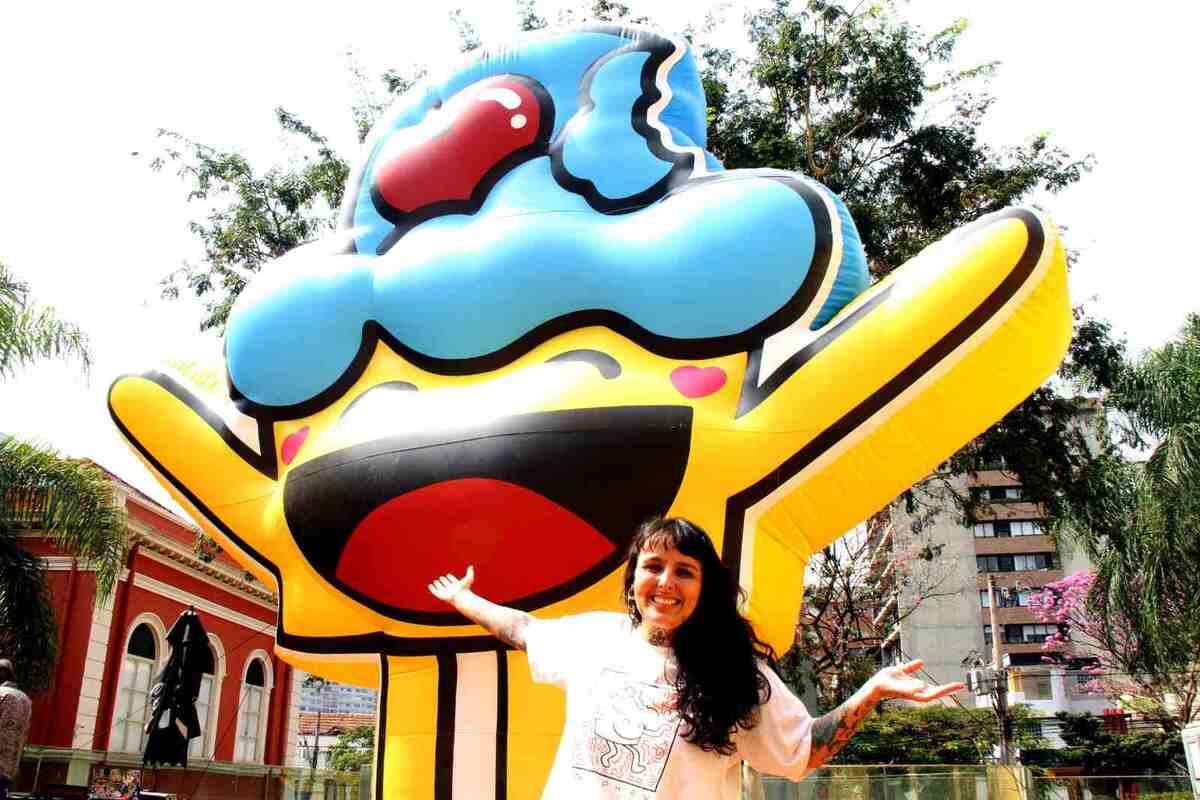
[640,527,684,554]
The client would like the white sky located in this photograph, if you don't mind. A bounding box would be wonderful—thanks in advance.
[2,1,1196,505]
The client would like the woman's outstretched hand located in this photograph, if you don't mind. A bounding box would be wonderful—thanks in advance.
[429,566,475,605]
[808,658,965,769]
[425,566,531,650]
[870,659,964,703]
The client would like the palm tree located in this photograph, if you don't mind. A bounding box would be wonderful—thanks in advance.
[0,260,127,691]
[1063,313,1200,731]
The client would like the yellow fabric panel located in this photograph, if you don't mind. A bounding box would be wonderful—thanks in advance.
[504,651,564,800]
[379,656,440,800]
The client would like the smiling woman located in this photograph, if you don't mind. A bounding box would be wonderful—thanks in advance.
[428,516,962,799]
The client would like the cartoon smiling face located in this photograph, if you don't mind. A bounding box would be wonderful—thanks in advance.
[109,24,1070,685]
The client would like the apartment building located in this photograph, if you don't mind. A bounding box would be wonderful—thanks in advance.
[890,468,1116,729]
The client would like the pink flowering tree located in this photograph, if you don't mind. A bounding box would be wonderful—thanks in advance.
[783,510,959,709]
[1029,570,1199,732]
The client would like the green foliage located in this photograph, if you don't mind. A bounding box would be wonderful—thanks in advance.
[303,673,331,690]
[1023,712,1186,774]
[703,0,1091,275]
[0,260,91,379]
[1,269,127,690]
[328,724,375,772]
[829,704,1043,764]
[152,115,350,332]
[1053,316,1200,731]
[0,438,129,690]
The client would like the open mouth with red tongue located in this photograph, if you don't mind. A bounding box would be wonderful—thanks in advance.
[282,406,691,625]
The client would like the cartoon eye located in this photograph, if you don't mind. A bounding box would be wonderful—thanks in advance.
[338,381,418,427]
[545,350,621,379]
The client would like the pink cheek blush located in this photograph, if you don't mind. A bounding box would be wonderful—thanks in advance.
[281,426,310,465]
[670,366,727,398]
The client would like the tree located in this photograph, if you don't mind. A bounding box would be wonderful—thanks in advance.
[0,260,90,379]
[1031,315,1200,734]
[329,724,375,772]
[301,673,332,769]
[0,261,128,691]
[780,515,960,709]
[1022,711,1186,775]
[830,703,1043,765]
[1029,571,1199,733]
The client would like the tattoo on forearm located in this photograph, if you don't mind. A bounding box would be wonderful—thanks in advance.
[461,595,531,650]
[808,695,875,768]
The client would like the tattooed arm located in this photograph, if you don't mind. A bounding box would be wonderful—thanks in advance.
[807,660,964,770]
[807,682,879,768]
[428,566,533,649]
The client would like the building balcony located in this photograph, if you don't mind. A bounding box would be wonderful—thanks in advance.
[974,535,1056,555]
[977,570,1064,589]
[979,607,1041,625]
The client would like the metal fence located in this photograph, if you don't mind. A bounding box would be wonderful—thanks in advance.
[746,766,1194,800]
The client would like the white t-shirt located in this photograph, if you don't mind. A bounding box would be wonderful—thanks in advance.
[525,612,813,800]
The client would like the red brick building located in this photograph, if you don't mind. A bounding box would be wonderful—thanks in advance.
[12,466,300,800]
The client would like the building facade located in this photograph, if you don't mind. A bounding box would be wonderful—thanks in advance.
[891,464,1117,731]
[296,681,377,717]
[11,466,303,800]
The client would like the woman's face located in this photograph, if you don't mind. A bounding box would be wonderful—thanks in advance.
[632,544,702,638]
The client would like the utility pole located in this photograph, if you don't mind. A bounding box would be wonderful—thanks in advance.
[988,575,1014,765]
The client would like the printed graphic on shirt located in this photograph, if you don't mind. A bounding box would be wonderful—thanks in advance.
[571,668,681,792]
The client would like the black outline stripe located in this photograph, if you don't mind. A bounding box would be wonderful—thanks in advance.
[117,371,278,481]
[737,288,892,418]
[374,654,388,800]
[435,653,457,800]
[230,172,834,422]
[722,208,1049,570]
[495,649,508,800]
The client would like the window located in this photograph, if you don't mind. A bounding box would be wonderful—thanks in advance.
[974,520,1043,537]
[236,656,270,762]
[1011,520,1043,536]
[189,642,219,759]
[983,624,993,646]
[977,553,1056,573]
[997,623,1059,644]
[973,485,1023,502]
[1024,672,1053,700]
[990,588,1035,608]
[1014,553,1056,571]
[111,622,159,753]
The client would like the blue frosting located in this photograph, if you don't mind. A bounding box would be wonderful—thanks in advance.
[812,185,870,328]
[348,27,708,256]
[560,50,673,199]
[225,26,871,409]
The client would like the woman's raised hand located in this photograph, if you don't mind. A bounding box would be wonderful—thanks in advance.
[870,659,964,703]
[428,566,476,605]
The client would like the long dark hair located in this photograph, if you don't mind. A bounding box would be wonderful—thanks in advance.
[621,516,778,754]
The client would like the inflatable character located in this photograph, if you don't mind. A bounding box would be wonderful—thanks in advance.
[109,24,1070,800]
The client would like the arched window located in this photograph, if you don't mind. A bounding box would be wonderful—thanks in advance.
[188,641,219,759]
[110,618,163,753]
[235,654,272,762]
